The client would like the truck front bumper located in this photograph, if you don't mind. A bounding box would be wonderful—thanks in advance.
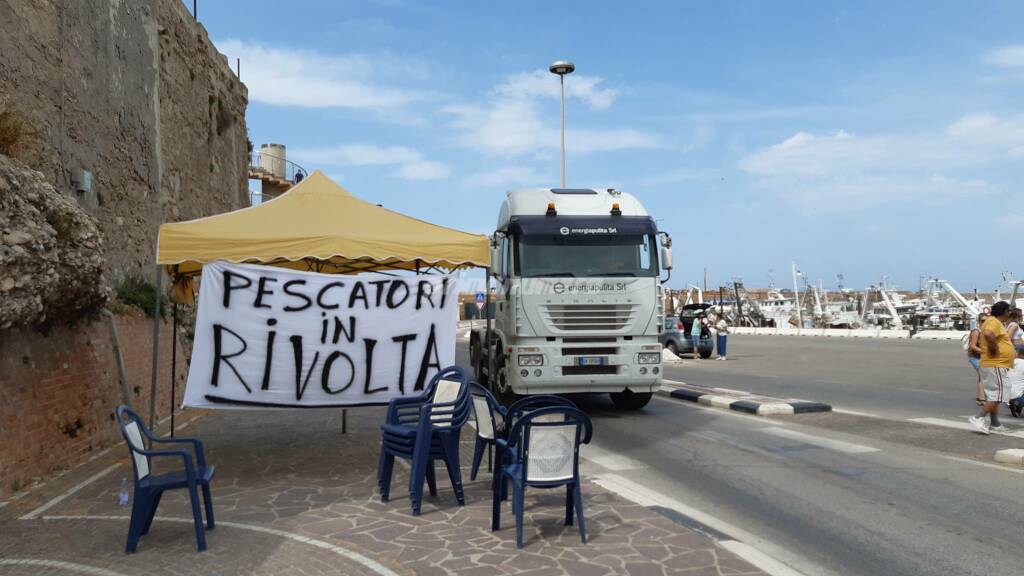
[507,341,662,395]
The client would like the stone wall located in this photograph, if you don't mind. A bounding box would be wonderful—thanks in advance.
[0,0,248,283]
[0,313,187,498]
[0,0,248,498]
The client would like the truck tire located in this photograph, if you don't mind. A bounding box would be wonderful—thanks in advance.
[492,353,519,406]
[609,390,653,410]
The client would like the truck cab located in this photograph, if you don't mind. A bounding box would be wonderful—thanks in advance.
[471,187,672,410]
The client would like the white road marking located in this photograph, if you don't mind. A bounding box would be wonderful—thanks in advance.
[0,559,130,576]
[713,387,750,395]
[40,515,400,576]
[580,443,647,471]
[20,463,121,520]
[943,455,1024,475]
[909,417,1024,438]
[661,378,690,387]
[832,408,880,418]
[720,540,809,576]
[593,473,821,576]
[758,427,880,454]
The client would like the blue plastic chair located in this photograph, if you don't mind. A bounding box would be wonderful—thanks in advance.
[115,405,215,553]
[469,383,507,481]
[494,395,578,499]
[492,405,593,549]
[378,366,472,515]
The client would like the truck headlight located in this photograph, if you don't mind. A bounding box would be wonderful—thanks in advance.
[518,354,544,366]
[637,352,661,364]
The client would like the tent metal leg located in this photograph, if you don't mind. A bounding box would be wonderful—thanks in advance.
[170,303,178,437]
[485,273,493,391]
[342,409,347,434]
[148,266,162,435]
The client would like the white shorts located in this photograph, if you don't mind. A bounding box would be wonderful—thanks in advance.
[980,367,1009,403]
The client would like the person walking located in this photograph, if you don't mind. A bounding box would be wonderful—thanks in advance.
[969,301,1016,434]
[690,313,704,360]
[715,314,730,360]
[967,312,988,405]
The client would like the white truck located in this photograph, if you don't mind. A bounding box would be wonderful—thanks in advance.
[470,187,673,410]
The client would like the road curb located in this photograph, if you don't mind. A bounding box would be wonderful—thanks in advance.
[994,449,1024,465]
[667,384,831,416]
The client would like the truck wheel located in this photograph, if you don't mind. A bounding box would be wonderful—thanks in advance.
[492,353,518,406]
[666,342,679,357]
[610,390,653,410]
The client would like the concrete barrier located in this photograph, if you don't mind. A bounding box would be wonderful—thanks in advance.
[912,330,968,341]
[730,326,912,339]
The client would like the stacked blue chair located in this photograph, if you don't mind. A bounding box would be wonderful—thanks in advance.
[378,366,472,515]
[492,405,593,549]
[115,405,216,553]
[469,382,506,481]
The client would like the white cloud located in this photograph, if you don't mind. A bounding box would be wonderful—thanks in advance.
[217,39,424,110]
[444,99,660,157]
[397,161,450,181]
[291,144,449,181]
[464,165,548,188]
[738,114,1024,212]
[494,70,618,109]
[983,44,1024,68]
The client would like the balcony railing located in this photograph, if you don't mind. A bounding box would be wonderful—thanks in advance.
[248,151,307,184]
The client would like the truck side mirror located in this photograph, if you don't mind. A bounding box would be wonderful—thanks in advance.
[661,246,673,270]
[489,237,503,278]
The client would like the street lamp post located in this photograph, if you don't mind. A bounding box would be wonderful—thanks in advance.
[549,60,575,188]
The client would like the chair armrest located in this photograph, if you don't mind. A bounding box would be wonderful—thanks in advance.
[136,448,196,475]
[386,394,427,423]
[151,436,207,469]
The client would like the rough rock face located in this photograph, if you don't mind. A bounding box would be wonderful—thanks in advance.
[0,154,108,328]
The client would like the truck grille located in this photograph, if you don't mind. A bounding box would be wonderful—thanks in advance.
[543,304,635,331]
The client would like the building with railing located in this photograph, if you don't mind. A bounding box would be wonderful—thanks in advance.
[248,143,307,203]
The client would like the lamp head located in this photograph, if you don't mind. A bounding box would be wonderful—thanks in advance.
[549,60,575,76]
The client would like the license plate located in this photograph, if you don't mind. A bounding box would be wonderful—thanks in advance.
[577,356,606,366]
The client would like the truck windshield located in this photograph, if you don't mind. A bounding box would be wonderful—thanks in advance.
[516,234,658,278]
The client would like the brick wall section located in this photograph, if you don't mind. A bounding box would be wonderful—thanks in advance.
[0,313,187,498]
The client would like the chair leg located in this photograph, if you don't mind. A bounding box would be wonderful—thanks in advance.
[514,484,525,549]
[141,490,163,535]
[442,438,465,505]
[379,452,395,502]
[125,489,149,553]
[425,460,438,497]
[409,451,428,516]
[201,484,215,529]
[573,483,586,544]
[470,437,485,481]
[565,485,574,526]
[187,483,208,552]
[491,475,502,531]
[487,442,493,472]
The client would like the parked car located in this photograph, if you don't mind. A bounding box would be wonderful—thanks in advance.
[661,306,714,359]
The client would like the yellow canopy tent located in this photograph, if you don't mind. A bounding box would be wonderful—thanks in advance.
[148,171,491,430]
[158,170,489,283]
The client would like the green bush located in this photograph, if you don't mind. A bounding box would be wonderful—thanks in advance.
[115,276,167,317]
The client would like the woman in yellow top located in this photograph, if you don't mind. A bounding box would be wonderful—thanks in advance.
[969,301,1016,434]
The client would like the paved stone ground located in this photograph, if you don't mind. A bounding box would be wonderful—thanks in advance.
[0,406,766,575]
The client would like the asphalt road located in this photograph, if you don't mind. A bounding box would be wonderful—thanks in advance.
[455,335,1024,576]
[662,335,978,420]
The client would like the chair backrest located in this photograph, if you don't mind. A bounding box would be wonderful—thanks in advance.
[507,406,592,485]
[116,406,150,480]
[505,395,576,434]
[469,383,501,440]
[421,366,471,429]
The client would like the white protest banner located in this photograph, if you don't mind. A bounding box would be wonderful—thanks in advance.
[183,261,458,408]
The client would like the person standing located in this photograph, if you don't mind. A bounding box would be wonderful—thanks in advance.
[690,313,704,360]
[1007,307,1023,354]
[715,314,730,360]
[967,312,988,405]
[969,301,1016,434]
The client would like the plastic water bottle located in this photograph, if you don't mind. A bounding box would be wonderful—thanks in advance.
[118,477,130,506]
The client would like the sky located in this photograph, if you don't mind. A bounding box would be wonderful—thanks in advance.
[197,0,1024,293]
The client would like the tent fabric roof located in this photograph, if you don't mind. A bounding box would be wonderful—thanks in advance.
[156,171,490,276]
